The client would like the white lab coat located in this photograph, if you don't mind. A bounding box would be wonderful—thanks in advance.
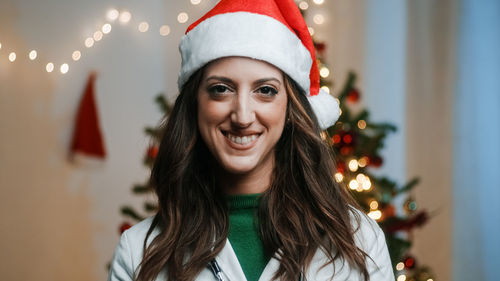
[108,209,395,281]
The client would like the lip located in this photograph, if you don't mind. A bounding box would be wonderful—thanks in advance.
[221,130,261,150]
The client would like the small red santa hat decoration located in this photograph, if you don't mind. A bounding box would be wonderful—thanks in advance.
[178,0,340,129]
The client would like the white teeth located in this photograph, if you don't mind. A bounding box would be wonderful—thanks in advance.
[227,133,259,145]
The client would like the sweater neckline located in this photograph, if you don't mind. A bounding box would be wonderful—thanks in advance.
[226,193,262,210]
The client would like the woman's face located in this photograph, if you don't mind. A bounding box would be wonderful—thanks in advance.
[197,57,287,176]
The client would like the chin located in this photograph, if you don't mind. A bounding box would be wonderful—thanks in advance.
[218,157,259,175]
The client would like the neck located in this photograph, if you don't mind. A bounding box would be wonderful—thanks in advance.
[217,159,274,195]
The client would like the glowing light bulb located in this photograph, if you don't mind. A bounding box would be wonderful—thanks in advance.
[320,86,330,94]
[356,173,366,182]
[320,131,327,140]
[396,262,405,271]
[93,30,103,41]
[348,180,359,190]
[72,50,81,61]
[46,62,54,72]
[362,178,372,190]
[308,27,315,36]
[8,52,16,62]
[313,14,325,25]
[368,210,382,220]
[369,200,379,210]
[320,67,330,78]
[358,120,367,129]
[0,42,2,49]
[119,11,132,23]
[358,156,368,167]
[29,50,37,60]
[107,9,119,21]
[101,24,112,34]
[191,0,202,4]
[397,275,407,281]
[334,172,343,183]
[160,25,171,36]
[177,12,189,23]
[85,37,95,48]
[299,1,309,10]
[313,0,325,5]
[138,22,149,32]
[348,159,358,172]
[60,63,69,74]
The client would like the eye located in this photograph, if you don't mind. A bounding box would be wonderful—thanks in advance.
[257,86,278,96]
[208,85,231,96]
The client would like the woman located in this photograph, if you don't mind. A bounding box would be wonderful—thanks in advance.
[108,0,394,281]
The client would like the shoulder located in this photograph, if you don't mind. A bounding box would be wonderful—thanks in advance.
[349,207,395,280]
[108,216,162,281]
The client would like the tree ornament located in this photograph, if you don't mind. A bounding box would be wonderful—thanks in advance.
[147,145,159,159]
[382,204,396,218]
[404,255,417,269]
[119,222,132,234]
[347,88,361,103]
[404,197,419,214]
[368,155,383,167]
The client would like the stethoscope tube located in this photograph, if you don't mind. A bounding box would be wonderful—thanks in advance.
[208,259,304,281]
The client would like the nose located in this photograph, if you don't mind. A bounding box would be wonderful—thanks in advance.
[230,91,255,127]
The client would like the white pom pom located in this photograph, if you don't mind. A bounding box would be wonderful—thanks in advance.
[307,89,340,129]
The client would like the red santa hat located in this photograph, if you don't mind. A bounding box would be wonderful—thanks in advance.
[178,0,340,129]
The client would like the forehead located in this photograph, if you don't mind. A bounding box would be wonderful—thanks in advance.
[203,57,283,81]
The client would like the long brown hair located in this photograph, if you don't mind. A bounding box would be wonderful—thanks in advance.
[135,66,370,281]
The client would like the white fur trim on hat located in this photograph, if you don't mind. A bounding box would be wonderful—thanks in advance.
[178,12,312,95]
[307,88,340,129]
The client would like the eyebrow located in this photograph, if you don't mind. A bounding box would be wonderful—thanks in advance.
[205,76,282,86]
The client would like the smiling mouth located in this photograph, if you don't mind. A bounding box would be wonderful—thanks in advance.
[222,131,261,145]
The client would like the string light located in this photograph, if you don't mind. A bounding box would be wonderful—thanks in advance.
[177,12,189,23]
[358,156,368,167]
[138,21,149,32]
[72,51,81,61]
[348,179,359,190]
[320,66,330,78]
[397,275,407,281]
[396,262,405,271]
[8,52,16,62]
[298,1,309,10]
[85,37,95,48]
[320,86,330,94]
[357,120,367,129]
[313,14,325,25]
[159,25,171,36]
[60,63,69,74]
[308,27,315,36]
[320,131,327,140]
[93,30,103,41]
[46,62,54,72]
[313,0,325,5]
[334,172,343,183]
[29,50,37,60]
[107,9,119,21]
[119,11,132,24]
[368,210,382,220]
[102,23,112,34]
[348,159,358,172]
[3,4,207,74]
[369,200,379,210]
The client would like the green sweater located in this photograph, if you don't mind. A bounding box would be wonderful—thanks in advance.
[227,194,270,281]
